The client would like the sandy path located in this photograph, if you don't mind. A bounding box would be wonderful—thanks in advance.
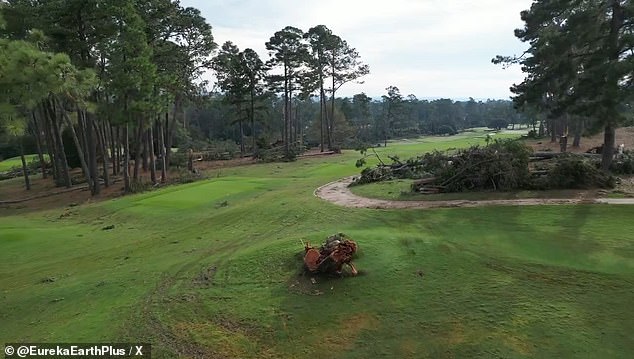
[314,176,634,209]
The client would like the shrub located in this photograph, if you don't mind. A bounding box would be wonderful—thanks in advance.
[169,152,188,168]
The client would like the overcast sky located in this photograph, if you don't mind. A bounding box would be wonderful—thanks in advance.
[181,0,533,100]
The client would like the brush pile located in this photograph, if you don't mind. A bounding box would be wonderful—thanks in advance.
[351,139,615,193]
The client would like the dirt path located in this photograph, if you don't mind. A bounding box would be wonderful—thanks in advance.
[314,177,634,209]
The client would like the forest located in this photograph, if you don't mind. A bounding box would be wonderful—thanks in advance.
[0,0,534,195]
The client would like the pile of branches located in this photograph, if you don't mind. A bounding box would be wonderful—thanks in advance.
[431,140,532,192]
[352,139,618,193]
[303,233,358,276]
[352,139,533,193]
[351,150,443,186]
[533,154,614,189]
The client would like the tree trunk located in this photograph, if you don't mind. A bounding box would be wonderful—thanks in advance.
[86,111,100,195]
[133,118,144,181]
[559,135,568,153]
[31,111,47,179]
[283,62,289,157]
[60,107,91,190]
[116,126,122,176]
[46,99,71,188]
[573,118,583,147]
[148,127,157,183]
[142,127,149,172]
[166,98,180,166]
[41,105,59,181]
[251,88,256,154]
[329,54,336,150]
[123,122,131,192]
[110,124,117,176]
[601,123,616,171]
[239,119,245,155]
[158,117,167,183]
[320,88,325,152]
[19,138,31,191]
[96,120,110,187]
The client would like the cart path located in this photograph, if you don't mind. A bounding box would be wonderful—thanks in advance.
[314,176,634,209]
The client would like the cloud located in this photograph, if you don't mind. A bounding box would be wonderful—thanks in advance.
[184,0,533,99]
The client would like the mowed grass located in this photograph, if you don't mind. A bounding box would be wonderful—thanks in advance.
[2,132,634,358]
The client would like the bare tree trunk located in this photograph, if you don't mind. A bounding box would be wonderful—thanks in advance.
[86,111,100,195]
[573,119,583,148]
[239,119,245,155]
[40,104,59,181]
[60,106,91,190]
[123,122,131,192]
[601,123,616,171]
[19,138,31,191]
[133,118,144,181]
[96,120,110,187]
[46,99,71,188]
[320,88,325,152]
[148,127,157,183]
[31,111,47,179]
[166,98,180,166]
[116,126,122,176]
[251,88,256,154]
[108,121,118,176]
[142,126,149,172]
[283,63,289,157]
[158,117,167,183]
[330,71,335,149]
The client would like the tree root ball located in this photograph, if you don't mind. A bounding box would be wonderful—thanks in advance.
[303,233,359,276]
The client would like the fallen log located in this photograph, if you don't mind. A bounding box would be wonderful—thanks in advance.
[530,152,602,161]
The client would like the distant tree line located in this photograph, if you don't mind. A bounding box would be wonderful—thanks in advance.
[189,90,527,150]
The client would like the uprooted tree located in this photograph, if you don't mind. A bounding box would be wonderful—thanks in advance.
[303,233,358,276]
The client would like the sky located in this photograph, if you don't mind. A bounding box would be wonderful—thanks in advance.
[181,0,533,100]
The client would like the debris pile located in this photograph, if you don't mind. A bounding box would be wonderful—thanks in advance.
[303,233,358,276]
[352,139,616,192]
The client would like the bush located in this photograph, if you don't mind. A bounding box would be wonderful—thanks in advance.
[129,180,155,194]
[169,152,188,168]
[255,146,298,163]
[172,169,206,184]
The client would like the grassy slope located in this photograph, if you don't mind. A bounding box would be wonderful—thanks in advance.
[0,154,47,172]
[1,132,633,358]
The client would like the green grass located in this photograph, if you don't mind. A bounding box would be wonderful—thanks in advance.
[2,132,633,358]
[0,154,47,172]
